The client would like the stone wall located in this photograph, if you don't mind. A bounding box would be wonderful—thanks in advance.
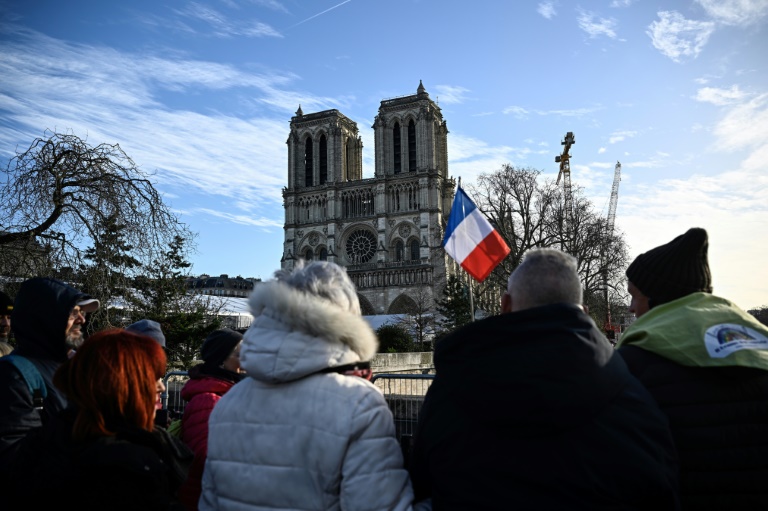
[371,351,433,373]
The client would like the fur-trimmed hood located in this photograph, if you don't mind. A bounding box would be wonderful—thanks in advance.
[241,281,378,383]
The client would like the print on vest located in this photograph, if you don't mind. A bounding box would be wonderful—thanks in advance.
[704,323,768,358]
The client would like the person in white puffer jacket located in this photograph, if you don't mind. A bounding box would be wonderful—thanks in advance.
[200,260,422,511]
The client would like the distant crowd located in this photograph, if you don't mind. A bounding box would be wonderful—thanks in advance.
[1,226,767,510]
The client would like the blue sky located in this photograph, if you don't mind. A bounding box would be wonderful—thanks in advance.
[1,0,766,310]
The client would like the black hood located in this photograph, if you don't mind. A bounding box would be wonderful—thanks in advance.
[433,303,632,434]
[11,277,93,362]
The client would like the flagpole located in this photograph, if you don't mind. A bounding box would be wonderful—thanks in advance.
[456,177,474,321]
[443,176,509,323]
[468,272,475,322]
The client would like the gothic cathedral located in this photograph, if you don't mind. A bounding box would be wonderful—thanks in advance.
[281,81,455,315]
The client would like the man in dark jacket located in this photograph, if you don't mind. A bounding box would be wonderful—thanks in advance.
[0,290,13,353]
[618,227,768,510]
[0,277,99,470]
[409,248,679,510]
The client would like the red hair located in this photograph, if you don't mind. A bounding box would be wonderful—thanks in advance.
[54,328,167,441]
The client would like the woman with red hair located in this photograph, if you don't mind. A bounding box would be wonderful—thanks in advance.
[6,329,193,510]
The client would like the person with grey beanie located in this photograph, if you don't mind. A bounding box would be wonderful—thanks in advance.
[618,227,768,509]
[178,328,244,510]
[126,319,166,348]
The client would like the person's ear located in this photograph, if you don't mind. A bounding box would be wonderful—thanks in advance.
[501,292,513,314]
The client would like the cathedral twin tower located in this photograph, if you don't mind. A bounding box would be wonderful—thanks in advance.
[282,81,455,315]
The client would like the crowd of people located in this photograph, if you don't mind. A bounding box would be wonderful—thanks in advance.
[0,226,766,510]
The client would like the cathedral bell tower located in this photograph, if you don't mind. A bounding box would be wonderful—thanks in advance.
[282,82,455,315]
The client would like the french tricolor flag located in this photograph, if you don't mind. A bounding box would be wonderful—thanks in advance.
[442,186,510,282]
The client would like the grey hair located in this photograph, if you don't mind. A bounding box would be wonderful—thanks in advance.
[507,248,582,311]
[272,259,361,315]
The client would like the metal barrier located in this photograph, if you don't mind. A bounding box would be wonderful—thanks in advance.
[162,371,190,419]
[161,370,435,464]
[371,373,435,467]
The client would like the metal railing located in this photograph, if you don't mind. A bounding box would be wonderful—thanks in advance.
[371,373,434,465]
[161,370,435,465]
[161,371,190,419]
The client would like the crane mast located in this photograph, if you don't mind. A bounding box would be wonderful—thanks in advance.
[555,132,575,253]
[606,161,621,234]
[603,161,622,343]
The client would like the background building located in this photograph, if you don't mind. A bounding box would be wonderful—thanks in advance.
[282,82,455,314]
[186,274,260,298]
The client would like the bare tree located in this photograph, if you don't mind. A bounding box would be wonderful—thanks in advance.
[466,164,630,329]
[0,130,194,329]
[395,285,439,349]
[467,165,559,291]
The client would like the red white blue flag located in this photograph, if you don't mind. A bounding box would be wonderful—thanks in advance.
[442,186,510,282]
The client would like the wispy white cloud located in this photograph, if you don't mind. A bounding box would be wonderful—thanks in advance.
[609,130,638,143]
[598,147,607,154]
[505,105,596,120]
[0,26,346,223]
[194,208,284,228]
[176,2,283,38]
[447,134,547,183]
[537,2,556,19]
[695,0,768,26]
[536,107,602,117]
[610,0,634,7]
[712,92,768,152]
[618,87,768,309]
[250,0,291,14]
[433,85,470,104]
[501,105,602,119]
[620,162,768,309]
[621,159,667,169]
[647,11,715,62]
[502,106,529,118]
[695,85,749,105]
[577,10,618,38]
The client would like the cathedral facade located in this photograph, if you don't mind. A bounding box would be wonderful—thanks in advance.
[281,82,455,315]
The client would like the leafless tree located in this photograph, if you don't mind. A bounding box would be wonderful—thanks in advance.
[0,130,194,329]
[395,284,439,349]
[465,164,630,329]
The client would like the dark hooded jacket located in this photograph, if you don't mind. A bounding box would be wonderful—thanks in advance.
[409,303,680,510]
[0,277,94,469]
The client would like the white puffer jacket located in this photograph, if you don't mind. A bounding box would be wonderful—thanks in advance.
[200,281,415,511]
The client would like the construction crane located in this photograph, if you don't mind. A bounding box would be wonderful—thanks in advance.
[603,161,622,342]
[555,131,575,252]
[606,161,621,234]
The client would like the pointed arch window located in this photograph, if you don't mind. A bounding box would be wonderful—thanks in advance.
[343,139,350,181]
[305,247,313,261]
[319,248,328,261]
[395,240,404,262]
[304,137,313,187]
[408,120,416,172]
[409,239,420,261]
[319,134,328,184]
[393,122,401,174]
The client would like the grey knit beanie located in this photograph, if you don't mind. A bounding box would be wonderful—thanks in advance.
[126,319,166,348]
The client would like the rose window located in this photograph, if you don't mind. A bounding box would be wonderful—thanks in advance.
[345,229,377,264]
